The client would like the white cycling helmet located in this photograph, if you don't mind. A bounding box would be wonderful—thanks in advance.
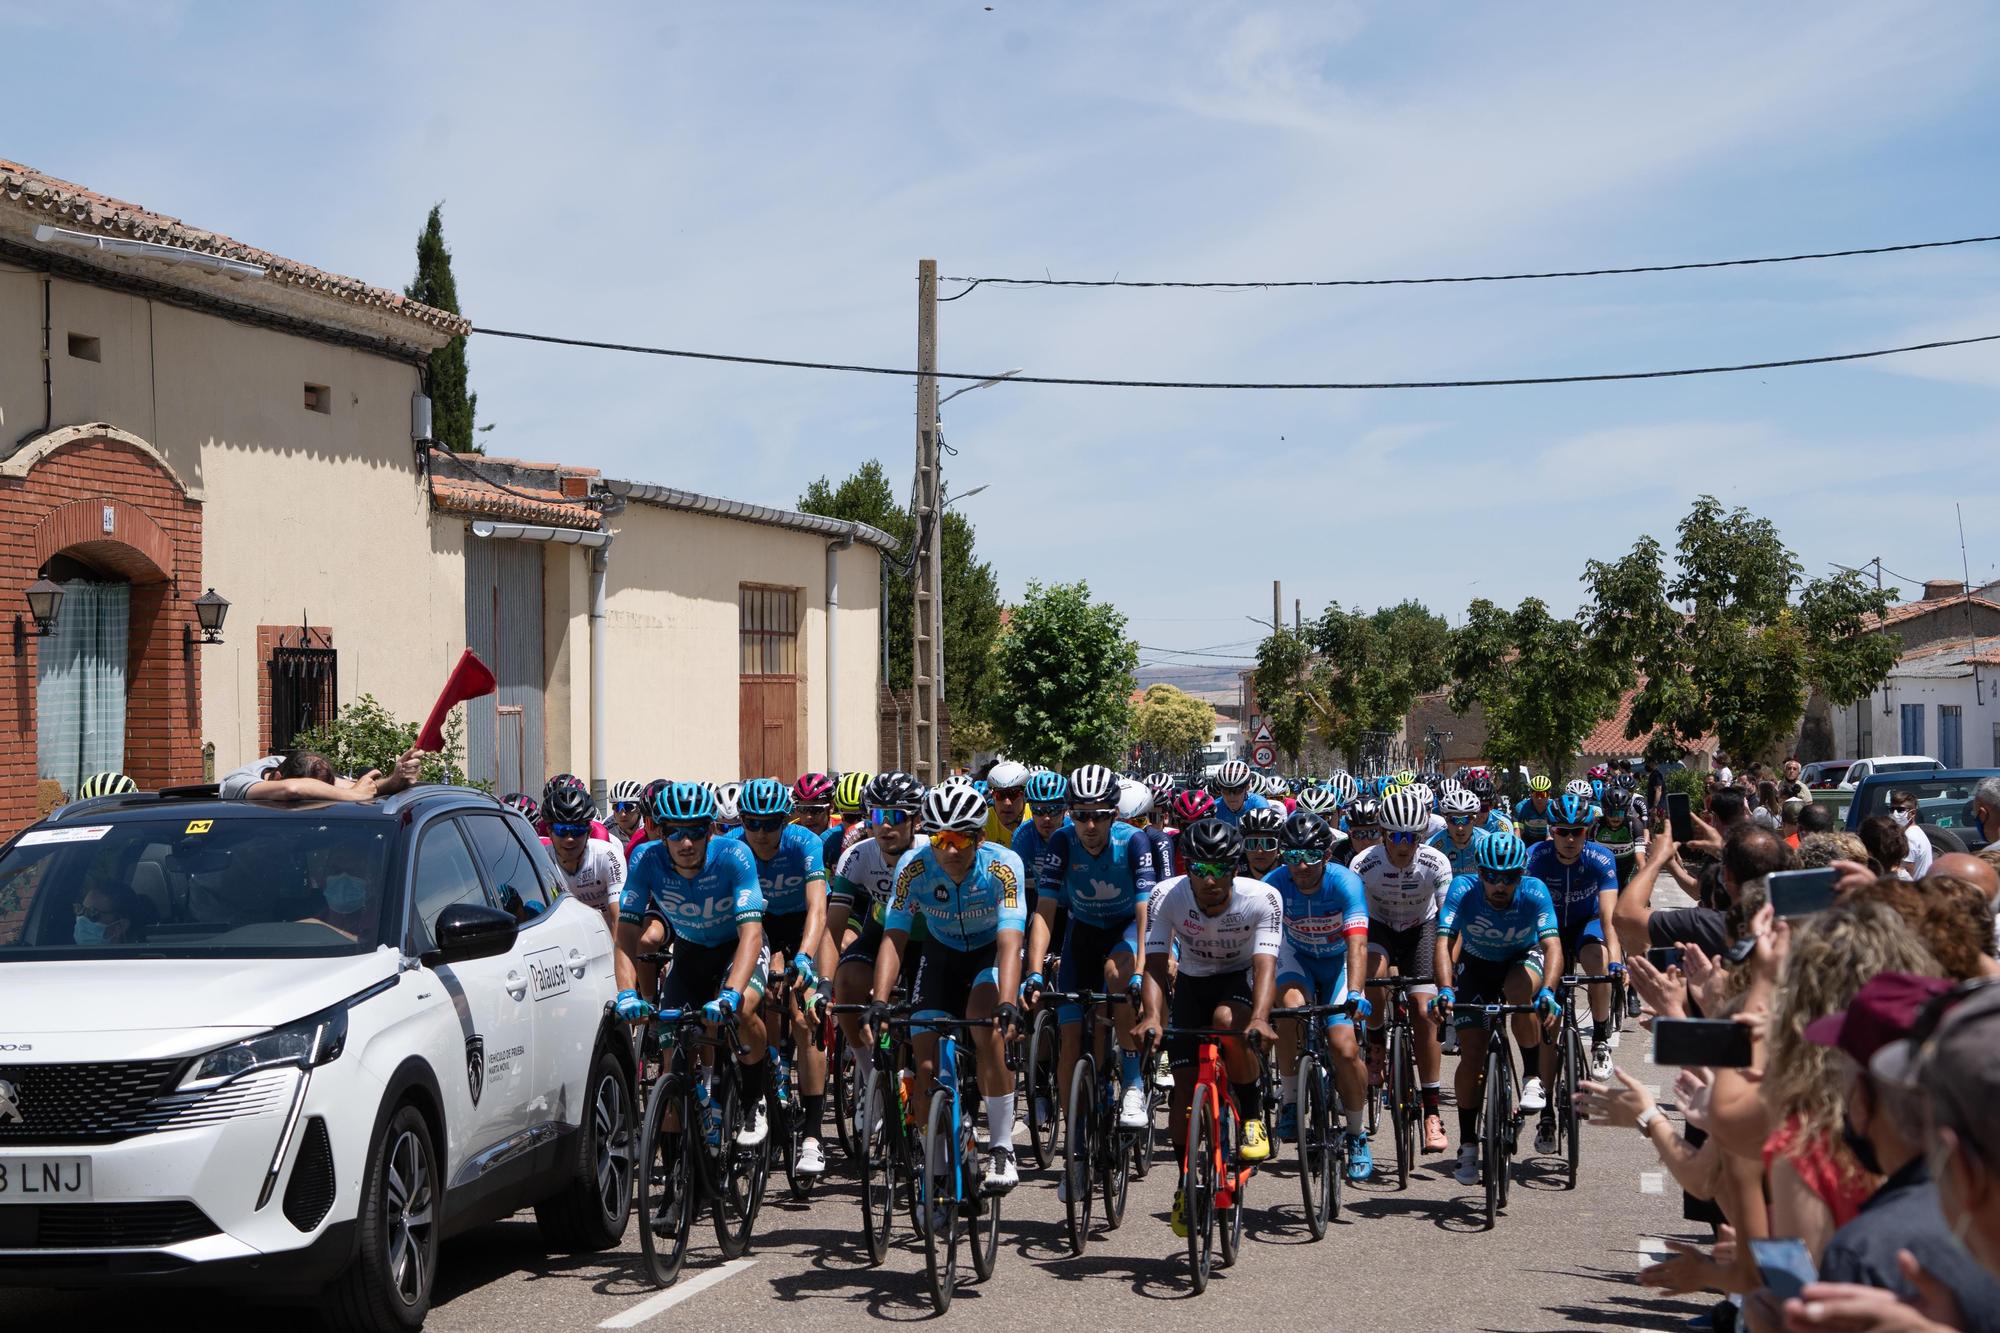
[986,759,1029,790]
[922,782,989,834]
[1326,771,1358,807]
[1380,787,1431,833]
[609,779,645,804]
[1297,786,1339,815]
[1441,787,1481,817]
[1213,759,1252,791]
[715,781,742,823]
[1564,779,1595,800]
[1117,778,1153,823]
[1068,764,1120,807]
[1261,773,1290,798]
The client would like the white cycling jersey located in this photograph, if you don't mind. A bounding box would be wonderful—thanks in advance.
[1145,874,1283,977]
[832,833,930,915]
[1350,842,1455,932]
[543,836,626,911]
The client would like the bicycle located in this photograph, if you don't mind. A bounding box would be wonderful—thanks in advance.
[764,966,825,1200]
[1464,1000,1540,1231]
[1361,975,1425,1190]
[1270,1002,1348,1239]
[886,1009,1004,1314]
[829,1001,915,1268]
[1163,1025,1267,1294]
[1040,989,1141,1255]
[1024,999,1063,1171]
[1547,971,1619,1191]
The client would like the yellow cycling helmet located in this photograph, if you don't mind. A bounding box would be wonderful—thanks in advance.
[833,770,873,814]
[1528,774,1552,793]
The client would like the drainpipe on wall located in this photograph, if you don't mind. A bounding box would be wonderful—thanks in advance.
[589,541,610,812]
[825,528,855,771]
[16,272,51,446]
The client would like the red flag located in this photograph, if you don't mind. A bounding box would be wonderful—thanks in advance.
[416,649,497,752]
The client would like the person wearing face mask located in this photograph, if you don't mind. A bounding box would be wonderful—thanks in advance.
[1888,790,1935,879]
[298,842,378,940]
[72,882,142,947]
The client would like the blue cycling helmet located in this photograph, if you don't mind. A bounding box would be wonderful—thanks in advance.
[1590,778,1607,805]
[973,779,990,797]
[653,781,716,824]
[1025,770,1068,805]
[1477,831,1530,873]
[738,777,792,818]
[1553,791,1593,827]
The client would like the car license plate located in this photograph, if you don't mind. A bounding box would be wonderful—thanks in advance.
[0,1157,92,1200]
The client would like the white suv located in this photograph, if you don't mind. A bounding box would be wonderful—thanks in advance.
[0,786,632,1330]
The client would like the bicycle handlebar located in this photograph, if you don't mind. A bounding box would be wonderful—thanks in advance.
[1363,976,1428,990]
[1270,1003,1348,1020]
[1557,973,1622,987]
[1037,989,1133,1008]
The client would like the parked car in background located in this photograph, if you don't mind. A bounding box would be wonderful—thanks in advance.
[1800,759,1852,790]
[1845,769,1998,854]
[1838,755,1943,790]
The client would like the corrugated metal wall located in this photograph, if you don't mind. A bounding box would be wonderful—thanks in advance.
[465,538,546,795]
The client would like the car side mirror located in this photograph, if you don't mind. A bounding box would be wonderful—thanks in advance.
[424,902,518,967]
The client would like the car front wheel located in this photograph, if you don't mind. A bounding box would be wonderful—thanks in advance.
[326,1103,440,1333]
[536,1046,634,1251]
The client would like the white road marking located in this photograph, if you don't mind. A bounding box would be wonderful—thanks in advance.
[1637,1237,1671,1270]
[599,1259,758,1328]
[1644,1083,1661,1101]
[1639,1171,1665,1195]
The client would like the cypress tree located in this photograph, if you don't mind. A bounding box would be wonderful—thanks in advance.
[406,204,479,452]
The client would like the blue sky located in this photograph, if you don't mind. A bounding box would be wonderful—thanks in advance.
[8,2,1999,673]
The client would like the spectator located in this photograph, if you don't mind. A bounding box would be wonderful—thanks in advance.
[1968,775,2000,845]
[1797,802,1838,837]
[1913,874,2000,980]
[1779,757,1810,804]
[1754,781,1784,832]
[1917,980,2000,1284]
[1711,787,1750,831]
[1780,799,1808,848]
[1616,822,1792,959]
[1889,789,1935,879]
[220,749,419,803]
[1799,831,1868,870]
[72,881,145,947]
[1858,815,1910,880]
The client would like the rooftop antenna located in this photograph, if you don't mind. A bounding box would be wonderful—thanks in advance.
[1960,504,1984,704]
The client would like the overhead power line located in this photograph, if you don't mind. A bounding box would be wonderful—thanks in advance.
[474,326,2000,392]
[938,231,2000,298]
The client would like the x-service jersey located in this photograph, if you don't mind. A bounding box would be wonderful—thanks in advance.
[1349,842,1455,932]
[1036,821,1157,927]
[1145,874,1283,976]
[884,842,1029,952]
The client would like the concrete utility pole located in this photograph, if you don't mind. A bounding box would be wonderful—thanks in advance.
[911,259,943,782]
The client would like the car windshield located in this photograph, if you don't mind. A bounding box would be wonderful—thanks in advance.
[0,815,397,960]
[1853,777,1985,832]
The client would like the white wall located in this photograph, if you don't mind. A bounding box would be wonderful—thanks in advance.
[1832,672,1997,768]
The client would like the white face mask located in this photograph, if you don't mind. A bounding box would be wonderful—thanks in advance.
[1892,808,1913,828]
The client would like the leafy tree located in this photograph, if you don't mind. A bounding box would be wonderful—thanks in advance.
[987,580,1137,768]
[1252,628,1312,768]
[1133,683,1217,756]
[1449,597,1621,782]
[291,694,483,790]
[1582,495,1900,764]
[1254,600,1451,770]
[406,205,479,453]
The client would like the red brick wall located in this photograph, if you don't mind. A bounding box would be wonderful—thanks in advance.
[0,438,203,835]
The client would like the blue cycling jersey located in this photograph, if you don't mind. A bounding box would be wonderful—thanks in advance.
[1262,863,1368,961]
[620,836,765,946]
[1035,821,1157,927]
[1427,825,1490,879]
[884,843,1030,951]
[1524,839,1620,922]
[1126,824,1171,884]
[1481,809,1515,836]
[1439,873,1560,962]
[1011,820,1049,898]
[819,825,846,872]
[1513,796,1555,826]
[1209,791,1270,828]
[746,823,826,917]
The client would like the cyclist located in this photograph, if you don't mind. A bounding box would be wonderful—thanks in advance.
[1428,786,1491,879]
[1469,772,1515,835]
[75,771,138,799]
[1352,786,1455,1153]
[715,781,743,836]
[1269,811,1372,1179]
[1431,831,1563,1185]
[1168,788,1216,875]
[1524,790,1623,1098]
[1239,804,1285,879]
[1337,795,1383,869]
[1025,764,1156,1139]
[866,783,1027,1193]
[829,772,927,1131]
[1514,775,1555,845]
[616,781,771,1146]
[608,779,647,845]
[1592,779,1648,886]
[792,772,836,840]
[541,783,625,932]
[1137,818,1283,1235]
[503,792,541,826]
[1119,778,1172,882]
[1012,769,1068,916]
[828,770,874,863]
[984,759,1033,845]
[542,774,611,841]
[737,777,831,1174]
[1208,759,1269,827]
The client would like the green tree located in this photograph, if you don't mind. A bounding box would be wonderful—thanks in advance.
[1253,600,1451,770]
[1133,683,1217,756]
[291,693,483,790]
[1252,627,1312,768]
[1449,597,1621,782]
[406,204,479,453]
[1582,495,1901,763]
[986,580,1137,768]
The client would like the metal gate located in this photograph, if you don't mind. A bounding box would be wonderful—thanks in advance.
[271,644,337,754]
[465,538,546,795]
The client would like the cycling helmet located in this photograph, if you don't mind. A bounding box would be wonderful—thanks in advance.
[1327,771,1359,807]
[1240,805,1285,836]
[1468,775,1496,800]
[1296,785,1338,815]
[653,781,716,824]
[609,779,645,805]
[833,771,872,814]
[1213,759,1252,791]
[1552,792,1593,826]
[1261,773,1290,798]
[1281,810,1335,855]
[1025,769,1068,806]
[1527,774,1552,794]
[1564,779,1594,800]
[75,772,137,799]
[986,759,1029,790]
[1379,787,1430,833]
[1406,782,1436,812]
[1117,778,1153,822]
[1348,796,1382,828]
[1180,817,1242,866]
[641,778,668,806]
[1441,787,1481,817]
[738,777,793,818]
[1145,772,1177,804]
[1590,778,1608,805]
[503,792,541,823]
[545,785,596,827]
[1068,764,1119,807]
[545,773,586,801]
[922,782,989,834]
[1172,788,1215,824]
[715,781,742,824]
[1436,777,1465,799]
[972,779,990,797]
[1588,764,1610,780]
[866,771,925,811]
[1476,831,1530,874]
[793,772,835,805]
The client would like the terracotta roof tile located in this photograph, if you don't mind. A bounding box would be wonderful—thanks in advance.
[1580,685,1717,759]
[428,474,602,531]
[0,159,471,338]
[1865,594,2000,631]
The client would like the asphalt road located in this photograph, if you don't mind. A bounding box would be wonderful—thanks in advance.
[1,1017,1717,1333]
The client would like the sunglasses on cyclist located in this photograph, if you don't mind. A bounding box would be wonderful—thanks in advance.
[612,801,639,815]
[1349,825,1382,838]
[1446,814,1473,826]
[549,822,592,838]
[1070,808,1116,825]
[740,816,787,833]
[1384,830,1420,845]
[1551,825,1588,837]
[1242,835,1279,852]
[661,823,713,843]
[1189,861,1234,879]
[1481,868,1524,885]
[1281,848,1326,866]
[794,801,830,815]
[990,786,1027,800]
[869,806,914,826]
[931,829,983,852]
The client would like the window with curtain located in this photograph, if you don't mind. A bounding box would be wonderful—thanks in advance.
[1900,702,1926,757]
[36,579,130,797]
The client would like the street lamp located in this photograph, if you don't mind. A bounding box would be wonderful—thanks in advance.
[937,368,1023,407]
[943,483,990,510]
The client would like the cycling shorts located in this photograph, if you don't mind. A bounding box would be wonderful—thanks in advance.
[763,910,807,962]
[1557,915,1606,962]
[1056,915,1139,1022]
[1451,950,1544,1032]
[658,938,770,1015]
[1167,966,1256,1070]
[1275,942,1352,1028]
[1366,916,1438,994]
[837,913,923,992]
[913,938,1001,1024]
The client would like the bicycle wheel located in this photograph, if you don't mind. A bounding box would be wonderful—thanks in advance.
[858,1068,897,1266]
[1296,1055,1329,1240]
[1497,1045,1516,1212]
[966,1106,1000,1283]
[921,1090,961,1315]
[1217,1098,1245,1268]
[1101,1095,1131,1233]
[1026,1010,1061,1170]
[635,1070,693,1287]
[1062,1055,1095,1255]
[1389,1024,1414,1191]
[1362,1026,1380,1137]
[829,1026,856,1160]
[1183,1083,1217,1295]
[1562,1024,1584,1190]
[1482,1040,1507,1230]
[779,1063,811,1201]
[711,1072,760,1258]
[1132,1082,1161,1180]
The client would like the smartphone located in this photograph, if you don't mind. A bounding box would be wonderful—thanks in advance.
[1750,1237,1818,1302]
[1646,945,1684,971]
[1667,791,1693,843]
[1650,1017,1753,1068]
[1767,867,1839,918]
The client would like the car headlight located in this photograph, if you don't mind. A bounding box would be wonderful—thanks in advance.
[179,1004,349,1091]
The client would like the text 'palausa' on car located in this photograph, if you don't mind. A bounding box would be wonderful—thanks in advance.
[0,785,634,1331]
